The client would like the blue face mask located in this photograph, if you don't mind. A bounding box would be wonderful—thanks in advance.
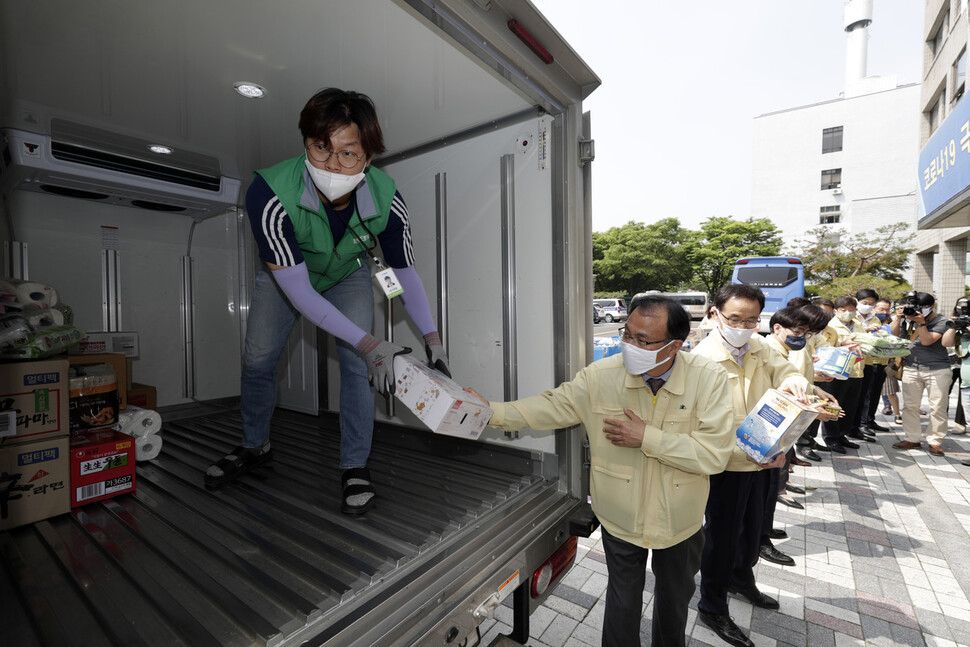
[784,334,807,351]
[875,313,889,322]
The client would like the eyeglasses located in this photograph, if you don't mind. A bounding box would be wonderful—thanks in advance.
[785,328,815,339]
[305,143,365,169]
[718,314,761,329]
[619,326,672,349]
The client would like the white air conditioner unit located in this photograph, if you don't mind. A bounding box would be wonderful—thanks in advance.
[832,187,843,195]
[0,125,241,220]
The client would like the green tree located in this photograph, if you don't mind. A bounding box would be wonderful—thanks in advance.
[790,222,914,285]
[687,216,783,295]
[813,274,912,302]
[592,219,692,295]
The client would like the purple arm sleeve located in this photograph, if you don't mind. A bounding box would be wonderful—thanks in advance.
[272,264,367,347]
[396,266,437,337]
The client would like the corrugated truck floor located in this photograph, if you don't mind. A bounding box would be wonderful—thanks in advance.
[1,408,543,647]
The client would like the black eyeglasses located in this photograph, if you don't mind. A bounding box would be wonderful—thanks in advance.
[619,326,672,349]
[305,143,365,168]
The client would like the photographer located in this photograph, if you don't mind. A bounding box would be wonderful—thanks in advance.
[890,292,950,456]
[942,298,970,470]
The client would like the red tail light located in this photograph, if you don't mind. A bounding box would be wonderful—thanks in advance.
[531,536,577,598]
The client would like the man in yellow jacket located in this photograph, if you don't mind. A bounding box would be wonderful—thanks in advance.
[469,294,735,647]
[691,284,812,647]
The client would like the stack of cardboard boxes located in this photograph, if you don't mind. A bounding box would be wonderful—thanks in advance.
[1,333,151,530]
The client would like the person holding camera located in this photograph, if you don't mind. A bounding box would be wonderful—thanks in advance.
[890,291,950,456]
[942,297,970,469]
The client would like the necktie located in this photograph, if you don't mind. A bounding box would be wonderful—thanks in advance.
[646,377,665,395]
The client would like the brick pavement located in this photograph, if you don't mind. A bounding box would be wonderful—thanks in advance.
[478,410,970,647]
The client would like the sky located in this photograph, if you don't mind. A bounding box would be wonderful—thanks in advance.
[529,0,926,233]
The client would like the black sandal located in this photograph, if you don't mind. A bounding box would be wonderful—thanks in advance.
[341,467,375,515]
[204,443,272,488]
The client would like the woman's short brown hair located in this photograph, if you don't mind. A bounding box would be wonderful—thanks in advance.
[298,88,386,158]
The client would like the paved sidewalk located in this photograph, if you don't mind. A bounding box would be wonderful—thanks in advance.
[479,412,970,647]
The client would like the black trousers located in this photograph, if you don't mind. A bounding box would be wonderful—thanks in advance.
[820,378,849,443]
[864,363,888,425]
[602,528,704,647]
[851,364,877,430]
[698,470,769,616]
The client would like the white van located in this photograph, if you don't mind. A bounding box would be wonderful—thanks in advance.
[663,291,710,320]
[593,298,628,322]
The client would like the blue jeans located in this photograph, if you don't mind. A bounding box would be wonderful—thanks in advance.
[241,265,375,469]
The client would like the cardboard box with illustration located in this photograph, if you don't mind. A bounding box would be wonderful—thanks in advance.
[394,354,491,440]
[0,435,70,530]
[0,357,70,443]
[736,389,819,463]
[70,428,136,507]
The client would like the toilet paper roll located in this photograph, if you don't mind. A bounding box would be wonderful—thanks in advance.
[135,433,163,461]
[0,278,58,308]
[22,304,65,327]
[118,404,162,438]
[54,302,74,326]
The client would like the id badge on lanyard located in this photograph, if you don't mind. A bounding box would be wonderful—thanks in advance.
[374,263,403,299]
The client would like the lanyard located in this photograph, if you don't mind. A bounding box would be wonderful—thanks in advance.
[330,196,385,269]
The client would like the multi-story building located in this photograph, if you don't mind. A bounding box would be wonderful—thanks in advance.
[752,0,920,275]
[915,0,970,312]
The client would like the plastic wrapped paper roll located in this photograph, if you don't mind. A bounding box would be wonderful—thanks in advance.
[118,405,162,438]
[0,278,58,308]
[135,433,163,461]
[22,304,65,327]
[0,313,34,351]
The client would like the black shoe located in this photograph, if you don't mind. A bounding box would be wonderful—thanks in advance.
[839,438,860,449]
[727,584,781,610]
[341,468,376,515]
[204,443,273,488]
[845,430,874,443]
[798,448,822,462]
[698,611,754,647]
[777,494,804,509]
[867,421,888,432]
[861,427,876,437]
[963,458,970,467]
[760,544,796,566]
[785,483,806,495]
[824,442,846,454]
[767,528,788,540]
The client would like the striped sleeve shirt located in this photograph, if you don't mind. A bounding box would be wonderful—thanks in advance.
[246,174,414,270]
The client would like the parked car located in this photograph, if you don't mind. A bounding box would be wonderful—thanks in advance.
[593,304,603,323]
[593,298,627,323]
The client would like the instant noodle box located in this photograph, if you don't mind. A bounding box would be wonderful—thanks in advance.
[736,389,820,463]
[393,355,491,440]
[0,357,69,443]
[0,435,69,530]
[70,428,135,507]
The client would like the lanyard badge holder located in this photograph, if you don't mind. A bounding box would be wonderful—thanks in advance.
[337,204,403,300]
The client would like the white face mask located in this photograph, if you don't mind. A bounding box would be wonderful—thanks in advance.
[857,303,874,315]
[305,160,366,202]
[717,316,758,348]
[620,340,674,375]
[921,307,933,317]
[837,310,856,323]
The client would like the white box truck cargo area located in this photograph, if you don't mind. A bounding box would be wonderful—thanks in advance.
[0,1,600,645]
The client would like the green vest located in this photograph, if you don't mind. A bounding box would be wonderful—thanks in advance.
[256,155,397,292]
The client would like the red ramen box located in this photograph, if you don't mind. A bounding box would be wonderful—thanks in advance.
[69,428,135,507]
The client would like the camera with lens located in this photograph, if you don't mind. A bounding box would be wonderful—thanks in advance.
[901,291,920,317]
[948,299,970,332]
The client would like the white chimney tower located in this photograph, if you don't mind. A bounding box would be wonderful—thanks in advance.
[844,0,874,93]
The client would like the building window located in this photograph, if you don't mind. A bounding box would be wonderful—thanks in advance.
[955,48,966,104]
[931,7,950,57]
[821,169,842,190]
[927,90,946,134]
[819,206,841,224]
[822,126,843,153]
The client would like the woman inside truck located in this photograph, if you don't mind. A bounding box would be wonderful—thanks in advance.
[204,88,449,515]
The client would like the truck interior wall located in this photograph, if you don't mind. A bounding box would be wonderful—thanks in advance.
[354,115,558,454]
[6,190,242,406]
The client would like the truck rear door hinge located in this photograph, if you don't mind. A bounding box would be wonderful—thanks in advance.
[578,138,595,165]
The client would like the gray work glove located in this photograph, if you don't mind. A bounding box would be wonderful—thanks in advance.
[356,334,411,395]
[424,331,451,378]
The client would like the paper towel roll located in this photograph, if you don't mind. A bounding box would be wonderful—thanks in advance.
[135,433,163,461]
[118,405,162,437]
[0,278,58,308]
[22,304,65,327]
